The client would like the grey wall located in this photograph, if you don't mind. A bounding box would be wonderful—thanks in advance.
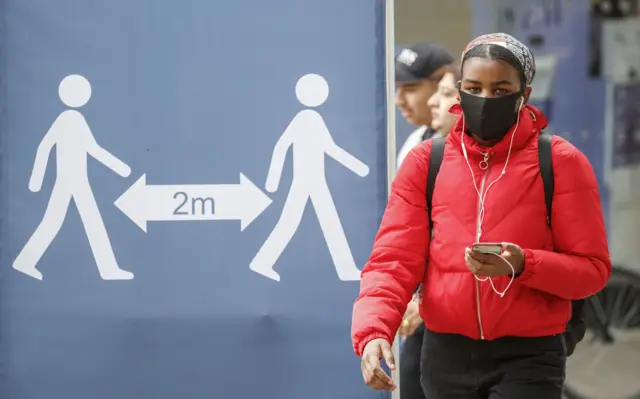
[395,0,472,56]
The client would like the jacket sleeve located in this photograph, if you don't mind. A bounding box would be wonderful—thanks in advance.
[518,138,612,299]
[351,142,431,356]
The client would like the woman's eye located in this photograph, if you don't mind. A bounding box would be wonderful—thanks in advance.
[494,89,509,96]
[466,87,480,94]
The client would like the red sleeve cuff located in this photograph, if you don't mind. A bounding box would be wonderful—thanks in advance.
[355,332,390,357]
[518,248,536,282]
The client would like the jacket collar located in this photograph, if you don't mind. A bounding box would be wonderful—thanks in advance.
[446,103,548,159]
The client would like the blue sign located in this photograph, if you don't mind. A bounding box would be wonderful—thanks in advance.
[0,1,389,398]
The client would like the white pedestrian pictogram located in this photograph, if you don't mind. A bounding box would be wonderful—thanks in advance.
[13,74,134,281]
[250,74,369,282]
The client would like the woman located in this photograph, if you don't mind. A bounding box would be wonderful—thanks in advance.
[352,33,611,398]
[427,62,461,138]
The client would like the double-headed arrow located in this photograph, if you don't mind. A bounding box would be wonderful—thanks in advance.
[114,173,272,232]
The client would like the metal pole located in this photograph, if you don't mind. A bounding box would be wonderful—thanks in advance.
[384,1,396,194]
[384,1,400,399]
[603,80,614,187]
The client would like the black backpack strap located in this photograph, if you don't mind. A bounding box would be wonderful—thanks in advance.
[414,136,445,296]
[538,132,587,356]
[426,137,446,227]
[537,132,554,226]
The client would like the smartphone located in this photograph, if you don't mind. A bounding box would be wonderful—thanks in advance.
[471,242,503,255]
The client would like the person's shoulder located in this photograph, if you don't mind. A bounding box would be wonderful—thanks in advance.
[550,134,578,155]
[401,127,428,148]
[405,136,436,169]
[397,127,428,168]
[548,134,597,191]
[393,139,433,194]
[549,134,591,168]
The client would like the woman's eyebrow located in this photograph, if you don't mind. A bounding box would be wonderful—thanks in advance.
[493,80,513,86]
[462,79,482,84]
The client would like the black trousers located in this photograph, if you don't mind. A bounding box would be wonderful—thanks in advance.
[420,329,566,399]
[400,323,426,399]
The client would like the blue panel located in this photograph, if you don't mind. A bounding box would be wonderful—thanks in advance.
[0,1,388,398]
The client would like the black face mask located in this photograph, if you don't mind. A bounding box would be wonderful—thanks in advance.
[459,91,523,142]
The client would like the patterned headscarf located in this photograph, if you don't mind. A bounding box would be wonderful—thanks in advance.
[462,33,536,87]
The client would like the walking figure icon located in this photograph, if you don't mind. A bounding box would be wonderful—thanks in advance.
[13,74,134,281]
[250,74,369,282]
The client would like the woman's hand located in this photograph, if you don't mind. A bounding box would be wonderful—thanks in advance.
[361,338,397,391]
[464,242,525,277]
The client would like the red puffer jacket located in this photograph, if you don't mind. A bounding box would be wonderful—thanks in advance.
[352,104,611,356]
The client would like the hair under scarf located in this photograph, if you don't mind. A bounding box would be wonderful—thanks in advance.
[462,33,536,87]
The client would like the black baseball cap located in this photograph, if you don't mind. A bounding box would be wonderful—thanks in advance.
[395,42,455,84]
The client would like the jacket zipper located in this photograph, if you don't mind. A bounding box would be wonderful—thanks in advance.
[475,151,491,340]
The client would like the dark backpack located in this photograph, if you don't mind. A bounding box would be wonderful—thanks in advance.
[425,133,586,356]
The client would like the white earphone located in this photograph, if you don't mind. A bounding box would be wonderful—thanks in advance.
[460,96,524,297]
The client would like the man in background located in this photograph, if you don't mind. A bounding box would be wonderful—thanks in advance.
[395,42,454,168]
[394,42,454,399]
